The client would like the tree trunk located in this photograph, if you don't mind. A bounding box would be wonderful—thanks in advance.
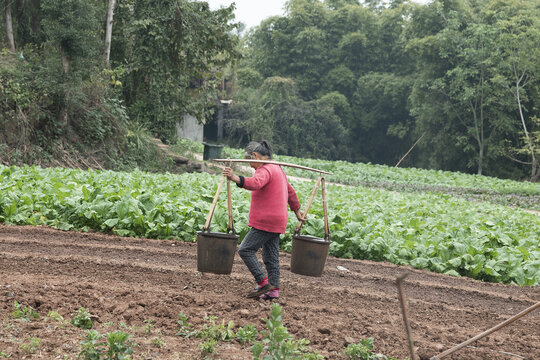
[104,0,116,67]
[531,158,538,182]
[470,100,483,176]
[515,81,537,181]
[60,47,70,127]
[477,146,483,175]
[5,1,16,52]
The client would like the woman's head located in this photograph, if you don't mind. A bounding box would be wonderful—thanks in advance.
[244,140,272,169]
[244,141,260,159]
[253,140,273,160]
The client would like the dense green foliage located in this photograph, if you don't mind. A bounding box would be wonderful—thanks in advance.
[1,164,538,285]
[2,0,539,182]
[0,0,237,168]
[226,0,540,181]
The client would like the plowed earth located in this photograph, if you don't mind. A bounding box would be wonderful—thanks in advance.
[0,224,539,359]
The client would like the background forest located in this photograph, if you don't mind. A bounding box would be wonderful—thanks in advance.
[1,0,539,181]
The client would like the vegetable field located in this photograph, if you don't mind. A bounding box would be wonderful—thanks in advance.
[1,164,538,286]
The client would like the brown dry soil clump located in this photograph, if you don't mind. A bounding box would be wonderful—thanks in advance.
[0,224,539,359]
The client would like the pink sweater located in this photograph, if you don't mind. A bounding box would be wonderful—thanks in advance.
[242,164,300,234]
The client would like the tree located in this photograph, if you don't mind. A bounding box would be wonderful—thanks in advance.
[436,9,511,175]
[404,0,514,175]
[488,0,540,181]
[40,0,101,129]
[104,0,116,67]
[125,0,238,141]
[353,72,413,164]
[225,76,348,160]
[5,0,16,52]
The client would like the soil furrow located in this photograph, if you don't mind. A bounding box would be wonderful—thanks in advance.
[1,224,539,360]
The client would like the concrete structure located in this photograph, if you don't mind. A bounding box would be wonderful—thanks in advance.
[176,114,203,142]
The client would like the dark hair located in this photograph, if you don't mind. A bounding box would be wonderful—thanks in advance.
[244,141,260,158]
[254,140,273,159]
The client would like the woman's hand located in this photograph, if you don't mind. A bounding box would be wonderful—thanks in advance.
[222,167,240,184]
[294,209,305,222]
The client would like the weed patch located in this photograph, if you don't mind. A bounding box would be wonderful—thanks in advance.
[71,307,93,329]
[11,301,39,321]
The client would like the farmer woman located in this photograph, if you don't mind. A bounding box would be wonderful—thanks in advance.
[222,141,303,300]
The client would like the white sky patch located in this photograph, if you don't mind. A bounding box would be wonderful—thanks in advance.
[206,0,431,30]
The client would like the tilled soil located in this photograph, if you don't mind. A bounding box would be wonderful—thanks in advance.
[0,224,538,359]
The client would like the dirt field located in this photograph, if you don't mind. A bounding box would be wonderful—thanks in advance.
[0,224,539,359]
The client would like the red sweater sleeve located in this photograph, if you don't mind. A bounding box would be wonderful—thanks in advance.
[243,167,271,190]
[287,182,300,211]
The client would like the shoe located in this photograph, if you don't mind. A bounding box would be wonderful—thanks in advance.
[246,283,275,298]
[260,289,279,301]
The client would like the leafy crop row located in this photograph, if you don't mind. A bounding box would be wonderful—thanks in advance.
[0,165,538,285]
[274,155,540,195]
[221,143,540,195]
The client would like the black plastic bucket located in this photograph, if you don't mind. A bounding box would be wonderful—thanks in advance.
[197,231,239,274]
[290,234,331,277]
[203,143,224,160]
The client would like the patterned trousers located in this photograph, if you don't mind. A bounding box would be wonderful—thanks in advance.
[238,228,281,288]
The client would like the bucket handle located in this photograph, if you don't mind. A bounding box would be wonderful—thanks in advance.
[226,170,235,234]
[294,177,330,242]
[203,161,235,234]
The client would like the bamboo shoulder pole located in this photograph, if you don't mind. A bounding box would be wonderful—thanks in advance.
[203,175,226,231]
[212,159,333,175]
[227,178,233,232]
[321,178,330,240]
[295,177,322,233]
[226,159,234,232]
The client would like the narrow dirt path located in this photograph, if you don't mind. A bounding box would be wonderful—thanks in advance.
[1,224,539,359]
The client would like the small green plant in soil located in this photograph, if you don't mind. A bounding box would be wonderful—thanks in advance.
[141,319,154,335]
[19,338,41,354]
[176,312,194,337]
[252,303,323,359]
[106,331,136,359]
[0,351,11,358]
[47,310,68,327]
[71,307,93,329]
[344,338,399,360]
[12,301,40,321]
[150,336,164,348]
[236,324,258,344]
[78,330,136,360]
[198,339,217,356]
[79,330,103,360]
[197,315,235,341]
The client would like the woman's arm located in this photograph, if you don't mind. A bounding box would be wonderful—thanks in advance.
[222,167,270,190]
[287,182,304,221]
[222,167,241,184]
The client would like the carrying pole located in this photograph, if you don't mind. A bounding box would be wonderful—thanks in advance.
[203,175,225,231]
[321,178,329,240]
[226,159,234,232]
[295,177,322,233]
[430,301,540,359]
[213,159,333,175]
